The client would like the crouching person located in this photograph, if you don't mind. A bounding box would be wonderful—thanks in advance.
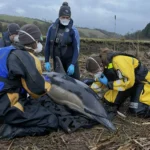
[0,23,20,47]
[85,48,150,119]
[0,24,58,136]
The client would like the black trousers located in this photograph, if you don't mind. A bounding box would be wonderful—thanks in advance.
[104,83,150,118]
[53,56,80,80]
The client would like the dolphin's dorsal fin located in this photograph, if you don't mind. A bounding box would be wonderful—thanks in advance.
[54,56,66,74]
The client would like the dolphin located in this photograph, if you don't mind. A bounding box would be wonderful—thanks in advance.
[43,57,116,131]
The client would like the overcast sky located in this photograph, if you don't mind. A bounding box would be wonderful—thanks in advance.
[0,0,149,35]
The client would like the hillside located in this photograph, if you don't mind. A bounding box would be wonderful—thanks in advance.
[78,28,108,38]
[0,14,122,39]
[0,14,122,38]
[95,28,122,39]
[0,14,51,35]
[0,14,48,24]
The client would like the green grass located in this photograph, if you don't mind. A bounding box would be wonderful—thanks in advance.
[78,28,108,38]
[0,14,44,24]
[42,36,150,44]
[0,14,149,44]
[0,34,148,44]
[0,14,120,39]
[80,38,150,44]
[0,14,119,39]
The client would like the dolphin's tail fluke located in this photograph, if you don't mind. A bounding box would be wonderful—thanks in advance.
[92,115,116,131]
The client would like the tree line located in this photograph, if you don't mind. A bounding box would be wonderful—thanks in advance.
[125,23,150,40]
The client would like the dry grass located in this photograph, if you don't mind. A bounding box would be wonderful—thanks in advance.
[1,44,150,150]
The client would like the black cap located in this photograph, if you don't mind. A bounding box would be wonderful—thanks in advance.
[8,23,20,35]
[59,2,71,17]
[18,24,43,45]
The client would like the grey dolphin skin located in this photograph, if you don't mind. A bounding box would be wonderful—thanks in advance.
[43,57,116,131]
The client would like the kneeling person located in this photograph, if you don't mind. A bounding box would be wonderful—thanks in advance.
[86,48,150,118]
[0,24,58,129]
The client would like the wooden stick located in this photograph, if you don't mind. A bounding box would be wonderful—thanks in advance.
[96,129,104,144]
[96,139,115,150]
[142,122,150,125]
[7,140,14,150]
[133,139,144,148]
[60,135,69,150]
[117,111,126,118]
[117,114,141,126]
[143,141,150,147]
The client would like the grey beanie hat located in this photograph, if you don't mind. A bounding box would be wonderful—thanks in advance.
[19,24,43,45]
[8,23,20,35]
[86,56,102,73]
[59,2,71,17]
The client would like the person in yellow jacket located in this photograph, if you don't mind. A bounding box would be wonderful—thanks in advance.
[86,48,150,118]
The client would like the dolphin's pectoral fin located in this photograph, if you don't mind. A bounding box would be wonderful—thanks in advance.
[55,56,66,74]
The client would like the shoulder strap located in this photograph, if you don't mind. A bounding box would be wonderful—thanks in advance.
[50,19,60,57]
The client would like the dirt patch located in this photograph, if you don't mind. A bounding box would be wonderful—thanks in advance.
[1,117,150,150]
[1,43,150,150]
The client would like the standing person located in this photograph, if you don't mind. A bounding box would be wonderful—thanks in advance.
[85,48,150,118]
[44,2,80,79]
[0,23,20,47]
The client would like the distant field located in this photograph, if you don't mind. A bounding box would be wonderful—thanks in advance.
[0,14,149,42]
[0,33,149,45]
[0,14,45,24]
[42,36,150,44]
[78,28,108,38]
[80,38,150,43]
[0,14,122,39]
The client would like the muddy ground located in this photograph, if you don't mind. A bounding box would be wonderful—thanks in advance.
[1,42,150,150]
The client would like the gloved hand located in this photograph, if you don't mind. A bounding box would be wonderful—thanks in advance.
[98,73,108,85]
[94,72,103,81]
[42,74,51,82]
[67,64,75,75]
[44,62,51,72]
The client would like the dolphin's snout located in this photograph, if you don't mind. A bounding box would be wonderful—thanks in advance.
[93,116,116,132]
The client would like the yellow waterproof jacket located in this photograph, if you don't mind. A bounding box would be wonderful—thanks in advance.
[91,81,105,93]
[107,55,148,91]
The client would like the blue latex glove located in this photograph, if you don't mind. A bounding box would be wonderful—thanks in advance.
[43,74,51,82]
[98,73,108,85]
[44,62,51,72]
[67,64,75,75]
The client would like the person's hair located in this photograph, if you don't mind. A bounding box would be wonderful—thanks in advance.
[99,47,114,66]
